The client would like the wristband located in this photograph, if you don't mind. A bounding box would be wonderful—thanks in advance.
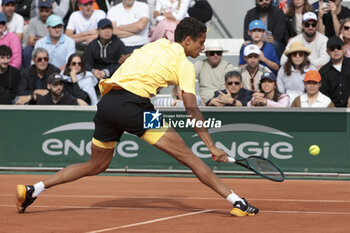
[232,99,237,106]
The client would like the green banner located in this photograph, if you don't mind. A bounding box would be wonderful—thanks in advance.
[0,106,349,174]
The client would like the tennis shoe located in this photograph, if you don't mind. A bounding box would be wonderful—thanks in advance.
[16,185,37,213]
[230,198,259,217]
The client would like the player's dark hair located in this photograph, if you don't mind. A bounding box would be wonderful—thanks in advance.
[0,45,12,57]
[174,17,207,43]
[225,70,242,82]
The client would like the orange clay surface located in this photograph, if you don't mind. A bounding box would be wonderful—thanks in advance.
[1,174,350,233]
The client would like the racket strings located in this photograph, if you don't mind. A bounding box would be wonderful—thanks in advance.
[247,157,284,181]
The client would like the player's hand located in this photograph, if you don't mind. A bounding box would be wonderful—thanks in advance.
[211,147,228,163]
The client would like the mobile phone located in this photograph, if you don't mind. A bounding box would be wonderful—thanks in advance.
[323,0,329,7]
[266,30,272,37]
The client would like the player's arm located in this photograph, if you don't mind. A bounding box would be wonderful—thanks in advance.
[182,92,228,162]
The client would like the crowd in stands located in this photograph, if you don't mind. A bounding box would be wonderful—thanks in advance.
[0,0,349,108]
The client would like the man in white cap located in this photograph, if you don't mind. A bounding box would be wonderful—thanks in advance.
[238,44,271,92]
[281,12,330,69]
[194,40,235,102]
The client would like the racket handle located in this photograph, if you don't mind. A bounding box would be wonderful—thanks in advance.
[212,156,236,163]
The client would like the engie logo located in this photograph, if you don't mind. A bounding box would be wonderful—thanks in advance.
[143,110,161,129]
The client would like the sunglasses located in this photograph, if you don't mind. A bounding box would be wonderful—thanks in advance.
[71,61,82,66]
[329,45,342,52]
[208,51,223,56]
[227,81,240,86]
[291,51,305,58]
[304,22,317,28]
[343,26,350,31]
[51,25,63,29]
[0,22,6,26]
[247,54,259,59]
[258,0,269,3]
[83,2,93,6]
[36,57,49,62]
[305,81,319,85]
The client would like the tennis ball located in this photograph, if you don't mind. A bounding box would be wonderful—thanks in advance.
[309,145,320,156]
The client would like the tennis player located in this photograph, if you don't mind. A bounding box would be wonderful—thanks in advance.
[16,17,258,217]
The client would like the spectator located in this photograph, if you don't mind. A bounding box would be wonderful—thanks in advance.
[284,0,313,43]
[244,0,286,58]
[0,45,21,104]
[85,18,127,80]
[31,0,70,20]
[153,85,204,106]
[36,73,80,105]
[16,47,59,105]
[248,72,289,107]
[317,0,350,38]
[339,17,350,58]
[149,0,191,43]
[107,0,150,53]
[65,0,106,45]
[207,71,253,107]
[194,40,235,102]
[0,12,22,69]
[2,0,24,42]
[281,12,330,69]
[23,0,53,68]
[35,14,76,71]
[187,0,213,23]
[61,53,98,105]
[292,69,334,107]
[277,41,316,103]
[272,0,291,13]
[240,19,280,73]
[239,44,271,92]
[319,36,350,107]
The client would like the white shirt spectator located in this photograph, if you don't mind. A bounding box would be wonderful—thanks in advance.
[107,1,150,46]
[299,92,333,108]
[7,12,24,34]
[67,10,106,34]
[155,0,190,21]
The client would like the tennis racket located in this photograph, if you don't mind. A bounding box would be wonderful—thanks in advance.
[213,156,285,182]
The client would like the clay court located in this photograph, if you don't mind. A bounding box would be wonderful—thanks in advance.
[1,174,349,233]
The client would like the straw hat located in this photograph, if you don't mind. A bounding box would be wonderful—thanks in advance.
[204,40,228,52]
[284,41,311,56]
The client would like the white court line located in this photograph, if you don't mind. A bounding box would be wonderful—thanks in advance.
[86,210,213,233]
[1,194,350,203]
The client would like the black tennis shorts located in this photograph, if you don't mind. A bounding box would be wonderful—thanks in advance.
[93,89,156,143]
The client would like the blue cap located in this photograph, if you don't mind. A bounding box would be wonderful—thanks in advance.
[0,13,7,23]
[2,0,16,5]
[46,14,64,27]
[97,18,112,29]
[248,20,266,31]
[39,0,52,8]
[261,72,276,82]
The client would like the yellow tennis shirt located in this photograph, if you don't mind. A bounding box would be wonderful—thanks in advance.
[99,39,196,98]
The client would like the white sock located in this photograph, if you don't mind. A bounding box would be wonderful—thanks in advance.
[226,190,244,205]
[32,181,45,198]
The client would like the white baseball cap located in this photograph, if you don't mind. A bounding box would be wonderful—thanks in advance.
[244,44,261,56]
[302,12,317,23]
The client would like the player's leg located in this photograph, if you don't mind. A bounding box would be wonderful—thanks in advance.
[141,127,258,216]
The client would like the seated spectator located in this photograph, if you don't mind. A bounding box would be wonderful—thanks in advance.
[35,14,76,71]
[0,12,22,69]
[107,0,150,53]
[207,71,253,107]
[16,47,60,105]
[277,41,316,103]
[240,20,280,73]
[248,72,289,107]
[84,18,127,80]
[2,0,24,42]
[0,45,21,104]
[194,40,235,103]
[316,0,350,38]
[238,44,271,92]
[281,12,330,69]
[292,69,334,107]
[339,18,350,58]
[23,0,53,68]
[284,0,313,43]
[37,73,81,105]
[65,0,106,45]
[31,0,70,21]
[149,0,191,43]
[244,0,286,58]
[319,36,350,107]
[61,53,98,105]
[154,85,204,106]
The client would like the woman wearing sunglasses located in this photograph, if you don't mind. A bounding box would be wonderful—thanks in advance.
[277,41,316,104]
[248,72,289,107]
[61,53,99,105]
[339,18,350,58]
